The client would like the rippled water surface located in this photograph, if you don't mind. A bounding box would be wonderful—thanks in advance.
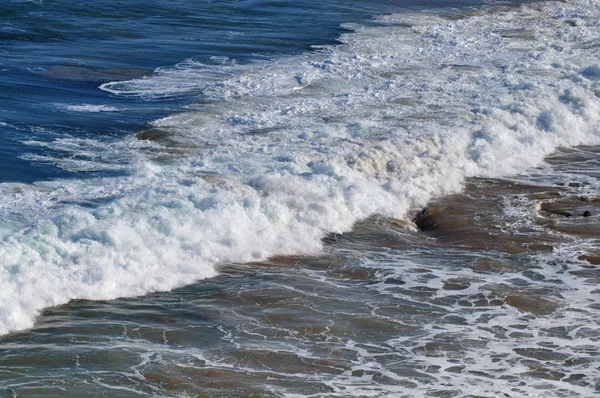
[2,0,600,396]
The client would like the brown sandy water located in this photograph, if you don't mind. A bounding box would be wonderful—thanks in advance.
[1,147,600,397]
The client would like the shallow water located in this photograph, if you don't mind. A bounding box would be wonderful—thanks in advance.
[2,146,600,397]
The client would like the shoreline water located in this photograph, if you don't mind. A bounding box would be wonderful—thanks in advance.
[2,145,600,396]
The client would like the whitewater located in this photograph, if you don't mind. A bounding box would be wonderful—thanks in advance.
[1,0,600,338]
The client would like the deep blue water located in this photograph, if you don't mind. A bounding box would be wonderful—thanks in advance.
[1,0,508,183]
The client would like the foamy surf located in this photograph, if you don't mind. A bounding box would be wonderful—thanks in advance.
[1,0,600,338]
[63,104,120,112]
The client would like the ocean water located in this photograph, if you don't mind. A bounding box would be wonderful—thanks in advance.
[2,0,600,396]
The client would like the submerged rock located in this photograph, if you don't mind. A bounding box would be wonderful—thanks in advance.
[505,295,560,314]
[577,254,600,265]
[410,190,558,254]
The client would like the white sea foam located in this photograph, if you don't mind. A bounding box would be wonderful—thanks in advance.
[341,235,600,397]
[63,104,120,112]
[1,0,600,335]
[20,136,139,172]
[100,61,236,99]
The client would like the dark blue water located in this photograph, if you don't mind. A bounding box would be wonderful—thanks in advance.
[0,0,506,183]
